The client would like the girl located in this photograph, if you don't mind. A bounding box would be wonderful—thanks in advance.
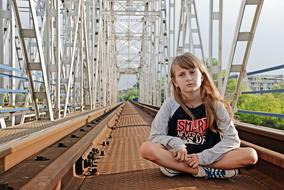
[139,53,258,178]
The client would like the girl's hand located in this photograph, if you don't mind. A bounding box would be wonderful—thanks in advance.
[172,147,187,162]
[186,154,199,168]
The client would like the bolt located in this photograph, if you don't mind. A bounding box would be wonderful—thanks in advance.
[58,142,67,148]
[100,151,104,156]
[71,134,79,138]
[35,156,49,161]
[90,167,97,174]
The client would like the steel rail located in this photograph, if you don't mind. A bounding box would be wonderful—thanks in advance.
[19,104,124,190]
[0,103,121,174]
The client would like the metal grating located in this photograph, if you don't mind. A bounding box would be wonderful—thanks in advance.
[78,103,283,190]
[96,125,156,175]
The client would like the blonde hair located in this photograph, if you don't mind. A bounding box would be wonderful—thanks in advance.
[170,53,233,131]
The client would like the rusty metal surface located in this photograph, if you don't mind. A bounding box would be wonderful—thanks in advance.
[78,102,284,190]
[0,125,92,189]
[117,115,148,127]
[0,120,50,144]
[96,125,157,175]
[117,104,148,127]
[0,105,119,189]
[80,168,282,190]
[0,112,85,145]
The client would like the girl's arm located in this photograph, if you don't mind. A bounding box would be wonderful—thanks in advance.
[149,98,186,151]
[196,102,241,166]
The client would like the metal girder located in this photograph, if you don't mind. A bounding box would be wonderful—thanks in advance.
[1,0,267,128]
[209,0,223,90]
[12,0,54,121]
[63,0,82,117]
[176,0,204,62]
[222,0,264,111]
[119,68,139,75]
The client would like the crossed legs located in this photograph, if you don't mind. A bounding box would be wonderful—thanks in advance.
[139,141,258,175]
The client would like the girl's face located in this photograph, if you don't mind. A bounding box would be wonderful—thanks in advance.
[173,65,203,94]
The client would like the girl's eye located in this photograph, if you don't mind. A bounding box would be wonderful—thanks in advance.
[189,70,195,74]
[178,72,185,77]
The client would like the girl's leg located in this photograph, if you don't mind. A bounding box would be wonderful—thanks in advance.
[208,147,258,169]
[139,141,198,175]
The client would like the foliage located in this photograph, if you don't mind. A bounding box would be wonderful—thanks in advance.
[3,94,9,103]
[204,57,284,130]
[118,84,139,101]
[225,78,247,103]
[235,86,284,130]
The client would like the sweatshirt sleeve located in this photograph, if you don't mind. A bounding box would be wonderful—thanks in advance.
[149,98,186,151]
[197,102,241,165]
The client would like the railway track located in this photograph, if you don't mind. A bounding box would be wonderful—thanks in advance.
[0,102,283,190]
[0,103,122,189]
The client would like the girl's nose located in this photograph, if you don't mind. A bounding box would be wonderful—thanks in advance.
[186,73,192,81]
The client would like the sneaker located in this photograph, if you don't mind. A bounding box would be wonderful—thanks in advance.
[159,166,180,177]
[203,167,239,179]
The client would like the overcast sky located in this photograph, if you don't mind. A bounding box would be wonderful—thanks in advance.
[118,0,284,90]
[197,0,284,73]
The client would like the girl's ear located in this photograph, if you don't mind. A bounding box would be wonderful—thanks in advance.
[172,78,178,87]
[201,75,204,82]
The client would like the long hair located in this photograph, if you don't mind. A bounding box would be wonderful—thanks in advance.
[170,53,233,131]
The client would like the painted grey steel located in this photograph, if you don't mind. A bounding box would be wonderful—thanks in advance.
[12,0,54,121]
[0,1,5,128]
[176,0,204,62]
[209,0,223,90]
[221,0,264,111]
[63,0,82,117]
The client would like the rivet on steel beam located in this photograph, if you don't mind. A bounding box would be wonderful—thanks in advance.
[80,128,85,132]
[106,141,109,145]
[102,141,106,146]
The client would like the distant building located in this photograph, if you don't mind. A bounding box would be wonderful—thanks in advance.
[245,75,284,91]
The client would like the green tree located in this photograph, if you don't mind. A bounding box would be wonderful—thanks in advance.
[237,93,284,130]
[226,78,284,130]
[118,84,139,101]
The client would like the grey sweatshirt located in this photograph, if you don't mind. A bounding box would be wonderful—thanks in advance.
[149,97,241,166]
